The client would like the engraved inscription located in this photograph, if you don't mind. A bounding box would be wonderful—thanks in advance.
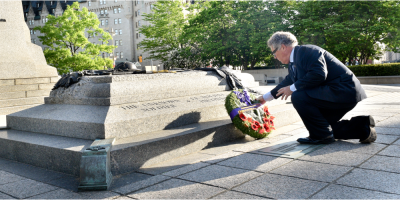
[120,93,226,112]
[0,19,6,22]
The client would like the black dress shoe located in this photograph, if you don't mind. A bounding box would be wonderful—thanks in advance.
[297,135,336,145]
[360,126,377,143]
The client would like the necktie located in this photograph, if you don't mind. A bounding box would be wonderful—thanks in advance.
[290,62,296,79]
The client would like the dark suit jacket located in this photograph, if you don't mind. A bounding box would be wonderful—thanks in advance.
[271,45,367,103]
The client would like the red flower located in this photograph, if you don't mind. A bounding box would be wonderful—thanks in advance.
[254,121,261,127]
[272,127,276,130]
[263,118,269,123]
[263,123,269,130]
[239,113,247,121]
[251,123,259,131]
[263,106,270,115]
[265,125,271,132]
[258,128,265,134]
[270,116,275,120]
[270,120,274,126]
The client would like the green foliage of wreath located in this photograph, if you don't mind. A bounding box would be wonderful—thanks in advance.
[225,89,275,139]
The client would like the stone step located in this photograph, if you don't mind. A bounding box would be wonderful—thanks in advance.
[0,103,301,176]
[10,89,284,140]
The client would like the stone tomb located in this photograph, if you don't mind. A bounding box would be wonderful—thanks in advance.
[2,71,301,176]
[1,71,253,175]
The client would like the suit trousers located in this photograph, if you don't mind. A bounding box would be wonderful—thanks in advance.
[291,90,369,140]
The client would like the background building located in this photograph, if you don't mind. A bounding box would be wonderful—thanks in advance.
[23,0,162,69]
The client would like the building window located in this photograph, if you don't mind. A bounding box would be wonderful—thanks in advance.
[52,9,55,13]
[114,19,118,24]
[138,20,141,26]
[30,29,33,35]
[119,40,122,46]
[33,39,36,44]
[29,20,31,25]
[135,11,137,17]
[115,0,118,2]
[150,4,154,10]
[137,9,140,16]
[118,8,121,13]
[105,19,108,25]
[119,30,122,35]
[136,33,138,39]
[116,52,120,58]
[100,0,103,5]
[137,44,140,50]
[120,52,123,58]
[139,33,141,37]
[105,10,108,14]
[135,22,138,28]
[101,20,104,26]
[88,1,91,6]
[118,18,122,24]
[42,18,45,23]
[115,40,119,46]
[114,8,117,14]
[46,17,48,22]
[101,10,104,14]
[135,0,138,6]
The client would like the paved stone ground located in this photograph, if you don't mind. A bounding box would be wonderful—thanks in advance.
[1,84,400,199]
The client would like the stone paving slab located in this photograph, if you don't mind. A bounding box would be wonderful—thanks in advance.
[377,145,400,157]
[375,127,400,135]
[0,179,58,199]
[110,172,152,191]
[374,134,400,144]
[28,188,82,199]
[310,140,387,155]
[311,184,400,199]
[270,160,353,182]
[298,149,372,167]
[128,178,225,199]
[210,191,265,199]
[200,151,244,164]
[336,168,400,194]
[162,162,210,177]
[394,139,400,145]
[177,164,262,189]
[0,171,26,185]
[216,153,292,173]
[360,155,400,173]
[0,159,66,183]
[112,175,171,195]
[232,173,328,199]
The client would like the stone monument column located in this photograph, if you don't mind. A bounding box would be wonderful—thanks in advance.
[0,1,59,116]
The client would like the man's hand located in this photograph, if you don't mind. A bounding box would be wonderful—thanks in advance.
[277,86,293,100]
[256,95,266,104]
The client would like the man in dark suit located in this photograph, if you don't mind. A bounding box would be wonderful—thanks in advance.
[257,32,376,144]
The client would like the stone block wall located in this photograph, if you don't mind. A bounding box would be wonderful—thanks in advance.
[0,76,59,115]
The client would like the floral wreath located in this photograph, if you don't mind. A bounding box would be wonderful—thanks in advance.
[225,89,275,139]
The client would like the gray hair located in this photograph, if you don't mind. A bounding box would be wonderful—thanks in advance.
[267,31,298,51]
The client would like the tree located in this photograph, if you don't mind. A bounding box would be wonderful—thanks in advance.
[291,1,400,64]
[34,2,115,74]
[139,1,189,63]
[183,1,291,69]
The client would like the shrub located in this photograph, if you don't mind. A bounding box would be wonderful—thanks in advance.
[348,63,400,76]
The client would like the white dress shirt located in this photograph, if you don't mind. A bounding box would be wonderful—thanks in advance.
[262,48,297,101]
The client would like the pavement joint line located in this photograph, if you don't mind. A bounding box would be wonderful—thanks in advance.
[25,187,62,199]
[116,176,173,196]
